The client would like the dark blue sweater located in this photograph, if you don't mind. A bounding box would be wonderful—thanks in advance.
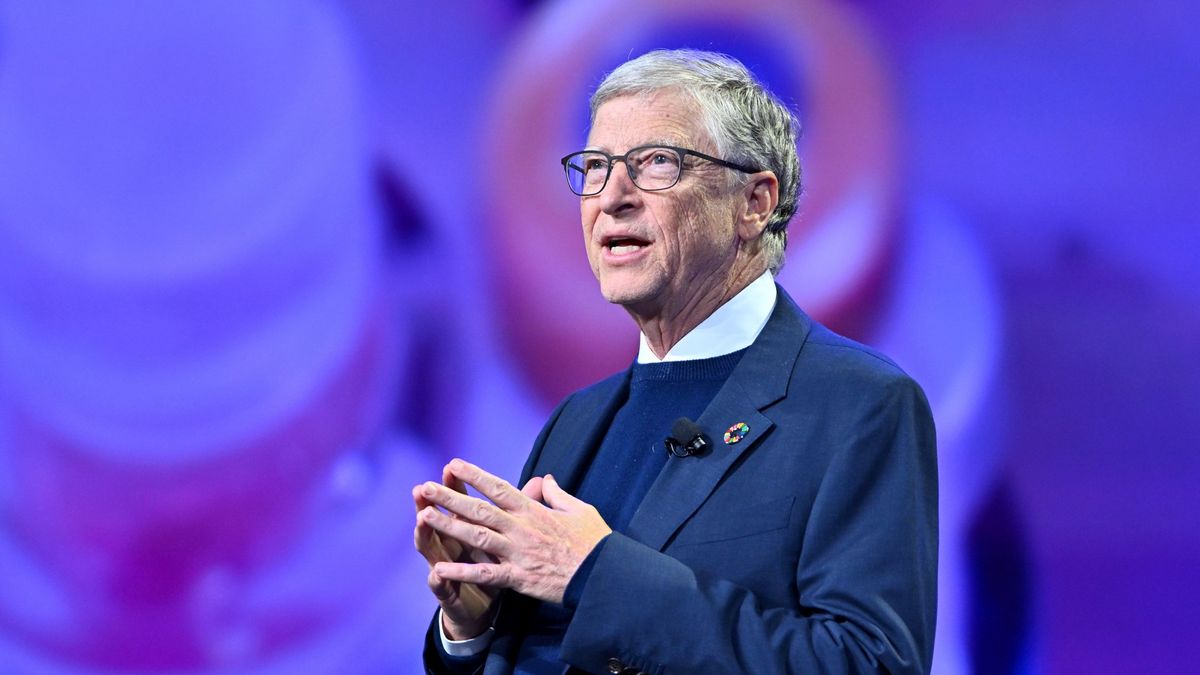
[513,350,746,674]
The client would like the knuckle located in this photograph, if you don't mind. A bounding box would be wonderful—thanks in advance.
[472,500,491,522]
[472,527,491,548]
[435,490,453,509]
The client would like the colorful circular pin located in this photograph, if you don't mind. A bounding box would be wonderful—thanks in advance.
[723,422,750,444]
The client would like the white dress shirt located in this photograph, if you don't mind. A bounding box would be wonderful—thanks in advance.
[637,270,777,363]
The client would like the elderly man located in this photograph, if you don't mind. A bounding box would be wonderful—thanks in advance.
[414,49,937,674]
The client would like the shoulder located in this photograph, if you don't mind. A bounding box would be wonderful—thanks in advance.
[567,369,629,409]
[784,317,928,413]
[540,367,632,429]
[801,321,906,378]
[767,317,936,471]
[763,286,916,395]
[519,367,631,483]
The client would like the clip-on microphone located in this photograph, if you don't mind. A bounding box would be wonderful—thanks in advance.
[664,417,711,457]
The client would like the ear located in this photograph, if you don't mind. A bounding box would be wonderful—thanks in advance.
[737,171,779,243]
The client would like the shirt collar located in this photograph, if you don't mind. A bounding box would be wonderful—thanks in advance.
[637,271,777,364]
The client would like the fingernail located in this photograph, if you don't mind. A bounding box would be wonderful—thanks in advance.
[546,474,556,483]
[422,482,436,497]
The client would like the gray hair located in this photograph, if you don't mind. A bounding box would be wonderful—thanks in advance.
[590,49,801,274]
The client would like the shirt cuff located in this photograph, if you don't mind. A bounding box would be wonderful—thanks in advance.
[563,534,610,609]
[437,608,495,657]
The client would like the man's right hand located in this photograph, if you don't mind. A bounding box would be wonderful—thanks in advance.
[414,465,547,640]
[413,463,499,640]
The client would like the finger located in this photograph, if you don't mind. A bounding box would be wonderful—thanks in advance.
[427,567,448,599]
[420,481,515,532]
[427,567,459,603]
[521,476,545,504]
[541,474,582,511]
[467,546,499,565]
[412,511,453,564]
[446,459,529,512]
[413,484,435,513]
[415,517,460,566]
[434,561,512,589]
[414,522,443,567]
[419,506,513,558]
[442,462,469,496]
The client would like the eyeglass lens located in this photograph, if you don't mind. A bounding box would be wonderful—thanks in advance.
[565,146,682,195]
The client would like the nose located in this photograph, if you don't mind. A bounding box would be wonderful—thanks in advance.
[597,159,641,217]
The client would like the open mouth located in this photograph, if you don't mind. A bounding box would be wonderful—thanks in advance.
[603,235,650,256]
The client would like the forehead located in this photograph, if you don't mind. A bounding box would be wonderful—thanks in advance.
[587,89,711,152]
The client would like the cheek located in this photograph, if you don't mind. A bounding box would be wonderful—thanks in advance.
[678,202,733,261]
[673,203,711,247]
[580,203,597,238]
[643,202,675,251]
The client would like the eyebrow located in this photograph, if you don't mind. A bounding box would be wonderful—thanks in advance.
[584,139,683,153]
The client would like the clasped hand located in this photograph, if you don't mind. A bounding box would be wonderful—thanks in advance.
[413,459,612,638]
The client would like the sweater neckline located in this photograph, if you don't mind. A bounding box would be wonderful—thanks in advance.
[630,348,747,383]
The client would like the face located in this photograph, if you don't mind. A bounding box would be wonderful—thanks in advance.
[581,90,745,320]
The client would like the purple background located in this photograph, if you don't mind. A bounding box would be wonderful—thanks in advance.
[0,1,1196,673]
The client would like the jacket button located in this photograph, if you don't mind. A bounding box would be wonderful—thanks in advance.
[606,657,624,673]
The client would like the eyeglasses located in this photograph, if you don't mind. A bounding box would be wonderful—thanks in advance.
[560,144,760,196]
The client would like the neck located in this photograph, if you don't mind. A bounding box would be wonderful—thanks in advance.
[629,259,765,359]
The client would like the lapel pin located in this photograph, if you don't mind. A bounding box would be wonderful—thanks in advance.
[723,422,750,444]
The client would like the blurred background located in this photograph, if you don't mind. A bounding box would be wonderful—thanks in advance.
[0,0,1195,672]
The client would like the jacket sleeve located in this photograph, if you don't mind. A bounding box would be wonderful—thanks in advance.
[558,376,938,674]
[422,612,487,675]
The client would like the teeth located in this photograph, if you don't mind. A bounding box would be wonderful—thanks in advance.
[610,244,643,255]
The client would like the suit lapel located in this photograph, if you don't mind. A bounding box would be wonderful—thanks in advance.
[531,369,631,493]
[625,287,812,551]
[624,383,773,551]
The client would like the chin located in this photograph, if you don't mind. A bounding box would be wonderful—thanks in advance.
[598,278,662,309]
[593,256,673,305]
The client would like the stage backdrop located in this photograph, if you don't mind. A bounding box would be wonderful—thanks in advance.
[0,1,1195,673]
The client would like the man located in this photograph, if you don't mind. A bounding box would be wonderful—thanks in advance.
[414,49,937,674]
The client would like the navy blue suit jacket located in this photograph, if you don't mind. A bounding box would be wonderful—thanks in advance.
[425,288,938,674]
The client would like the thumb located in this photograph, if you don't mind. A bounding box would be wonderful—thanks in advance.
[542,474,579,511]
[521,476,545,503]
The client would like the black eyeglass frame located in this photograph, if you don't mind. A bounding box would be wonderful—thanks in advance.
[559,144,762,196]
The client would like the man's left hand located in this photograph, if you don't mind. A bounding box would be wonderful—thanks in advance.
[416,459,612,605]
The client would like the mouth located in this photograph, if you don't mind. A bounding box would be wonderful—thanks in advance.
[601,234,651,257]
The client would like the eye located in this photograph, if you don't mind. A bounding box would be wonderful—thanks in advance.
[584,157,608,172]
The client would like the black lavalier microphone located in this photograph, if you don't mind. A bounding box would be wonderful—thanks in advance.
[664,417,711,457]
